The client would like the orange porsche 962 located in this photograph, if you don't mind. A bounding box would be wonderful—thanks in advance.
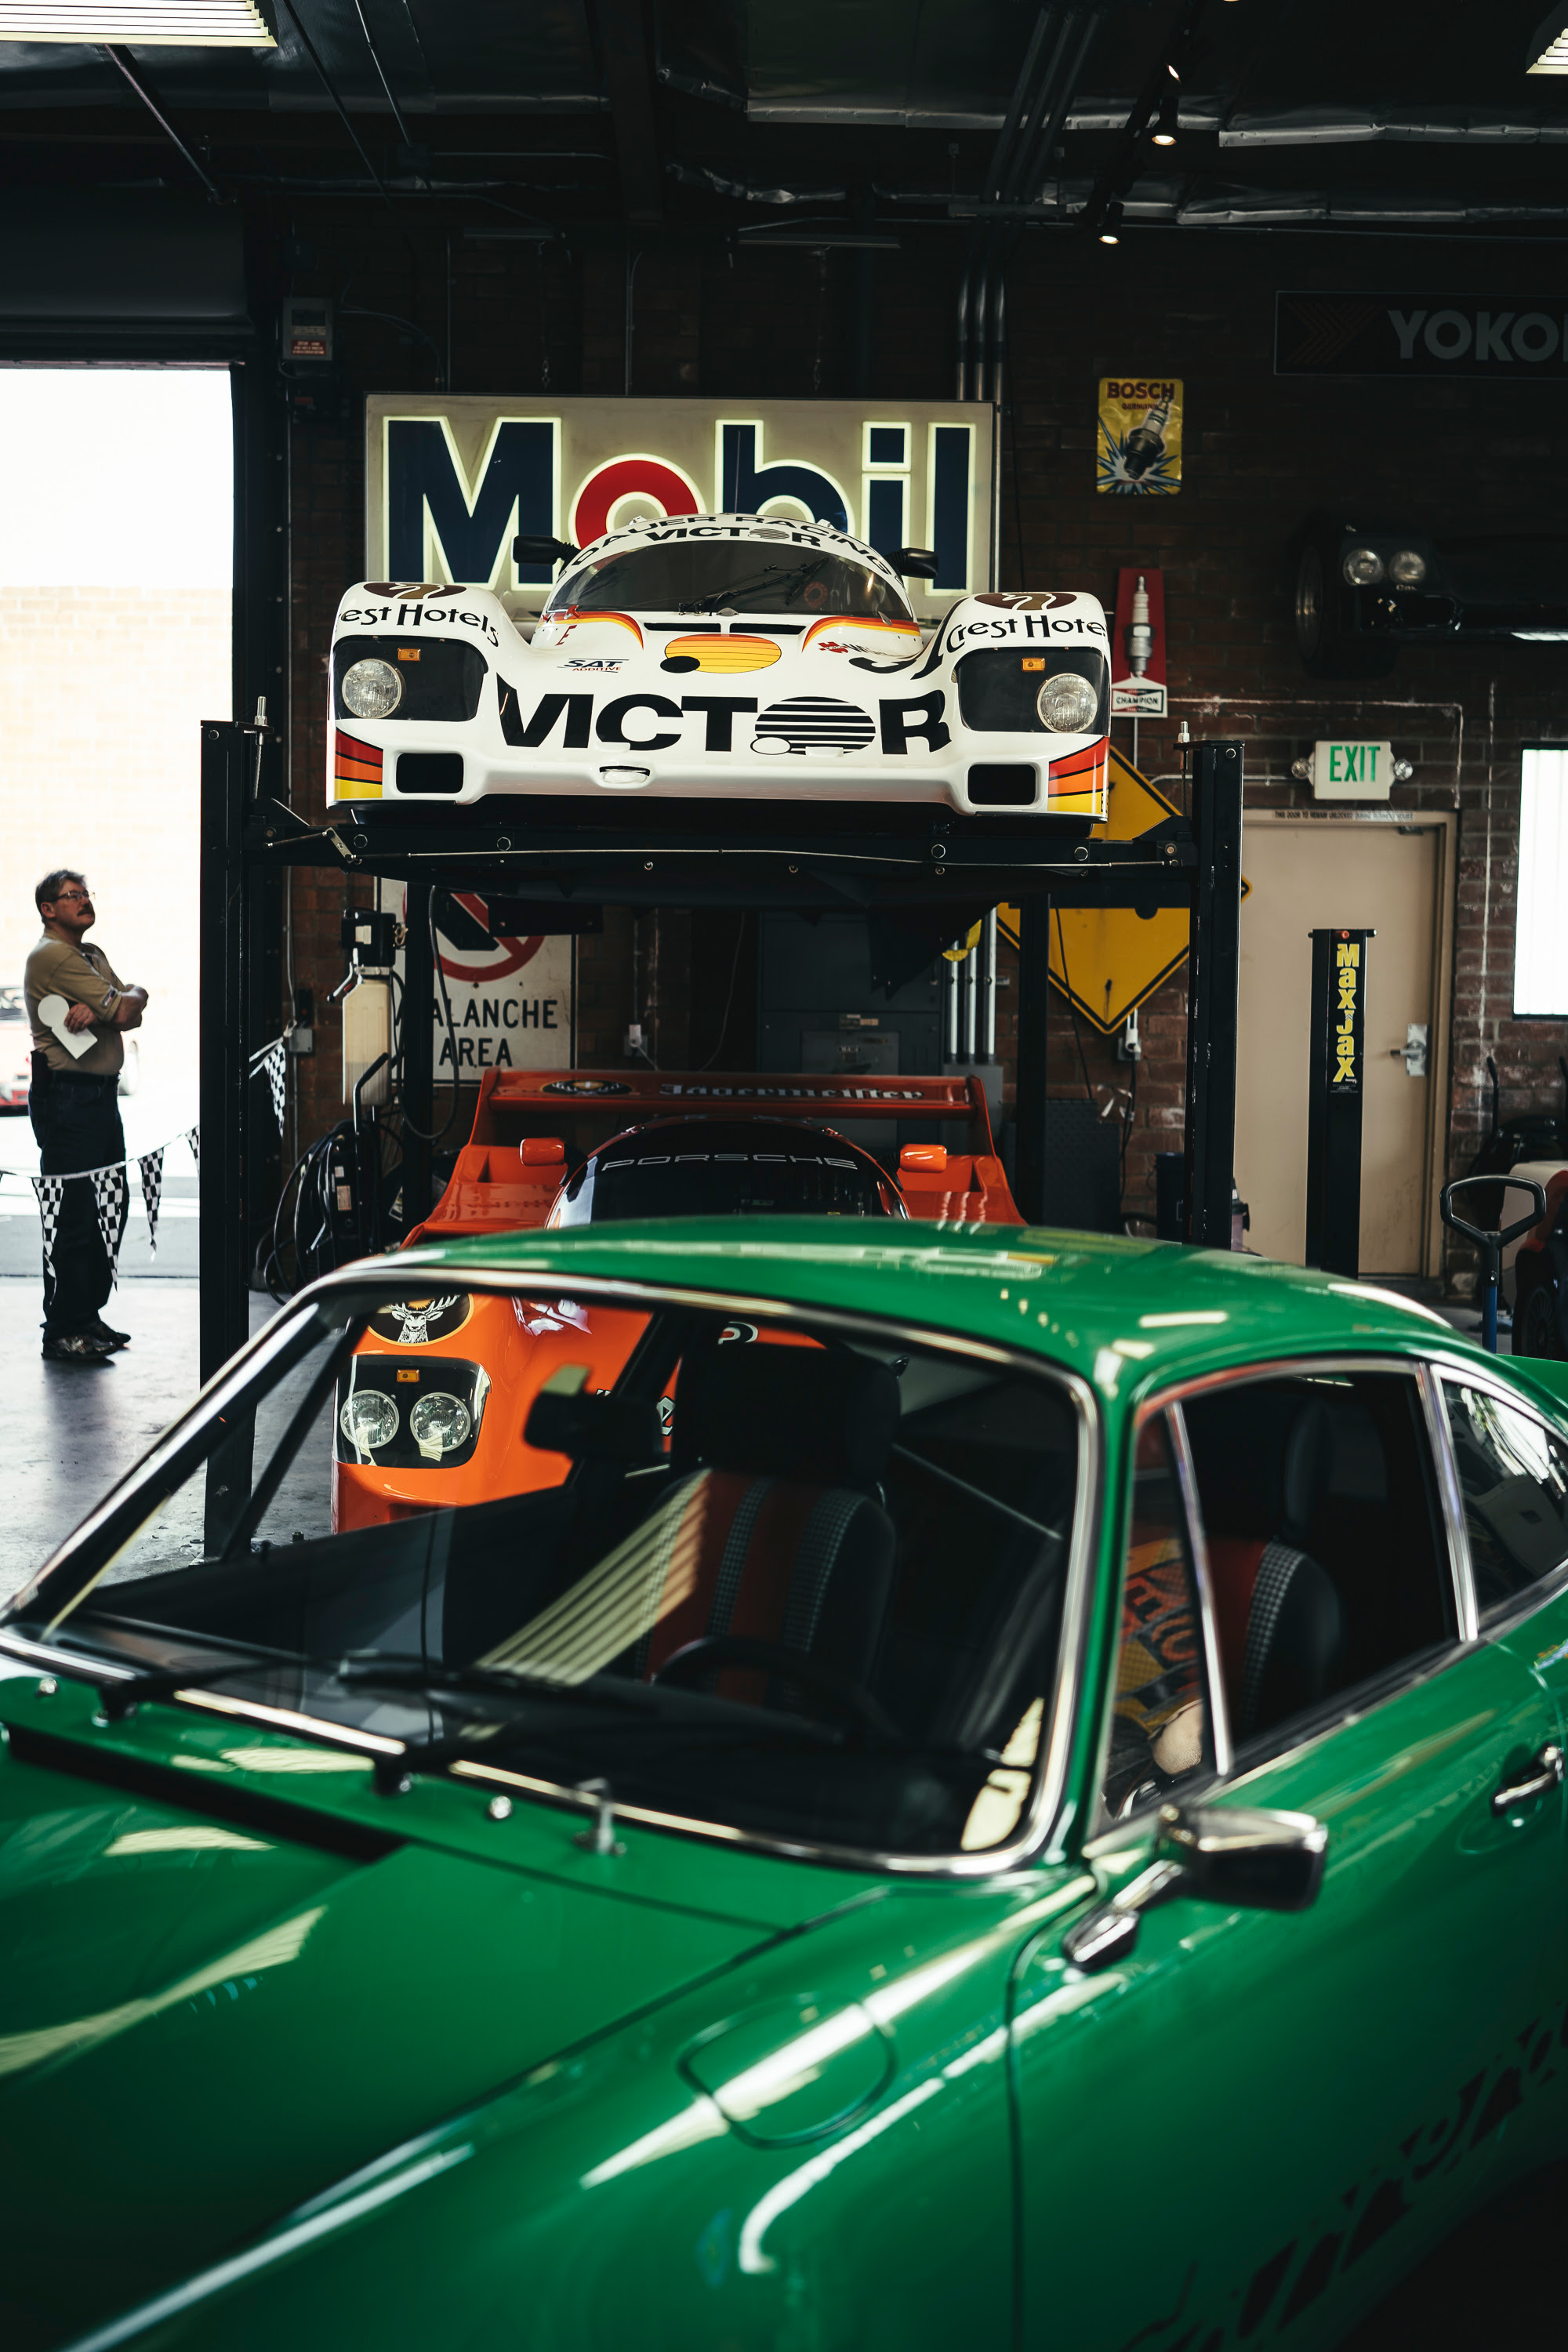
[333,1068,1020,1531]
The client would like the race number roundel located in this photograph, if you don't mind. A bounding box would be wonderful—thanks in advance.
[570,456,702,550]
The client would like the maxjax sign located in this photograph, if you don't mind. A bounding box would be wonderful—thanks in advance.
[365,397,996,608]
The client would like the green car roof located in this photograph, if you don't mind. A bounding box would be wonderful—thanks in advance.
[387,1216,1475,1404]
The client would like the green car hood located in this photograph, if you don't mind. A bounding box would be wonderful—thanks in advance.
[0,1694,862,2350]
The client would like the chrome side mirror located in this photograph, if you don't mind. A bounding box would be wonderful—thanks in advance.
[1064,1802,1327,1973]
[1154,1801,1328,1914]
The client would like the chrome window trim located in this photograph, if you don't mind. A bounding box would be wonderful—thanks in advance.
[0,1266,1100,1886]
[1427,1355,1568,1635]
[1167,1399,1234,1778]
[1417,1360,1479,1642]
[1083,1399,1232,1842]
[1136,1352,1472,1657]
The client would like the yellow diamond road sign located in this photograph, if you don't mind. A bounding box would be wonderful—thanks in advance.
[999,749,1238,1036]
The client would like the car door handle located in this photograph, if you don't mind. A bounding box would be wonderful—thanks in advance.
[1491,1744,1564,1816]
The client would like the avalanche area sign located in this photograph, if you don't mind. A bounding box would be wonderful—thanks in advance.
[999,750,1242,1033]
[429,891,574,1073]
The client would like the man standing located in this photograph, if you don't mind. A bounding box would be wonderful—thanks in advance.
[24,871,149,1364]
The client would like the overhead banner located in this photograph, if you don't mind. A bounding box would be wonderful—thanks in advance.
[365,397,996,614]
[1276,291,1568,377]
[1097,378,1182,496]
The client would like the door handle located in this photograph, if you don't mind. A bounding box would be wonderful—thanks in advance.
[1491,1744,1564,1816]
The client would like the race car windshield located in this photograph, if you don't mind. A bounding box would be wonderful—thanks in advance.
[12,1276,1082,1865]
[550,1123,900,1225]
[547,539,913,622]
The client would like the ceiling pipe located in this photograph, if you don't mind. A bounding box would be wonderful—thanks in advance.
[347,0,415,151]
[99,45,223,203]
[272,0,393,209]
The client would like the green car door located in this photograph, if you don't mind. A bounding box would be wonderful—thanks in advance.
[1011,1356,1567,2352]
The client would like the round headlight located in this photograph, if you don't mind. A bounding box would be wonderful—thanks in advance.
[1388,548,1428,587]
[1342,546,1385,587]
[341,658,403,719]
[410,1391,472,1457]
[1036,672,1101,734]
[339,1390,399,1452]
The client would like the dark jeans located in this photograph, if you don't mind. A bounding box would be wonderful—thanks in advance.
[29,1069,127,1334]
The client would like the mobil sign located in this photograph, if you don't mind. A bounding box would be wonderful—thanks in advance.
[365,396,996,612]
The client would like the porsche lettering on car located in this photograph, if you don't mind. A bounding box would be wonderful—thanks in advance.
[328,514,1110,821]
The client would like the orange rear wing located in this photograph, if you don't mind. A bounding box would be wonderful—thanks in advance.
[470,1066,999,1149]
[408,1066,1019,1241]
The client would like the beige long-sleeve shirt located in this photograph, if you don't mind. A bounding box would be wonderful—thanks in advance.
[24,934,127,1077]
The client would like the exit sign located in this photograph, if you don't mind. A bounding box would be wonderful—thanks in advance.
[1312,740,1393,800]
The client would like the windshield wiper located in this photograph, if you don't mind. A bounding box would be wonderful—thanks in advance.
[682,557,833,614]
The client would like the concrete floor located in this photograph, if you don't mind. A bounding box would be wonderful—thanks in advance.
[0,1261,1548,2342]
[0,1273,274,1606]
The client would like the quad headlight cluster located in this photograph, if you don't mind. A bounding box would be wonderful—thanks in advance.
[340,657,404,718]
[1035,671,1102,733]
[1342,546,1428,589]
[337,1360,490,1466]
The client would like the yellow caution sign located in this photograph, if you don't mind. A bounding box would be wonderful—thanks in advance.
[998,749,1240,1035]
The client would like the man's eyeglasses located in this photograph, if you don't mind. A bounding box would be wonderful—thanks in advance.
[49,891,91,905]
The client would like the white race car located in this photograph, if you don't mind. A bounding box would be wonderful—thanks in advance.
[327,514,1109,824]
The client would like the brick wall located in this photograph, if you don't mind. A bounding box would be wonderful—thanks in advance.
[276,204,1568,1272]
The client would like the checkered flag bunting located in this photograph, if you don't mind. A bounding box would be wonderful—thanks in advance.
[262,1039,286,1135]
[187,1127,200,1166]
[90,1166,129,1290]
[31,1174,64,1287]
[138,1149,164,1258]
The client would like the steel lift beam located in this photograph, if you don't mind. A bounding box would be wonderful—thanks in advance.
[200,735,1245,1379]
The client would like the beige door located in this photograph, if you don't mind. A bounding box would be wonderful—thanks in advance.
[1236,817,1449,1275]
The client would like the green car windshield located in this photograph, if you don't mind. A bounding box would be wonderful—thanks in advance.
[9,1277,1083,1866]
[547,538,913,621]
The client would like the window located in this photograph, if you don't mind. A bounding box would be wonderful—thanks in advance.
[1442,1381,1568,1613]
[1100,1414,1213,1822]
[10,1278,1084,1865]
[1180,1370,1455,1755]
[1514,747,1568,1016]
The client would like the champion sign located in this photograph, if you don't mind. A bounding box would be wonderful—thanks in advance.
[366,395,996,609]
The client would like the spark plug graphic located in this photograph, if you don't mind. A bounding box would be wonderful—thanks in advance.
[1127,574,1155,675]
[1123,395,1171,481]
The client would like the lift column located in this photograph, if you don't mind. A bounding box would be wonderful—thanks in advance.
[1182,739,1243,1250]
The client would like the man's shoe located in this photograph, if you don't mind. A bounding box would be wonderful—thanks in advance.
[86,1316,130,1348]
[42,1332,115,1364]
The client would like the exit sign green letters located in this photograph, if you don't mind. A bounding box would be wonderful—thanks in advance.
[1311,739,1393,800]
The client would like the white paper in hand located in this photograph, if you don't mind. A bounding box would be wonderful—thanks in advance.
[36,993,94,1061]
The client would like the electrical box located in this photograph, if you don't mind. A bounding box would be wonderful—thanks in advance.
[342,978,392,1107]
[282,296,334,365]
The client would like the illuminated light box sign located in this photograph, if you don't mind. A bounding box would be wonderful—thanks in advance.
[365,397,996,611]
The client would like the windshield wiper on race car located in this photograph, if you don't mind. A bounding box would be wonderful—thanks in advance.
[679,557,833,614]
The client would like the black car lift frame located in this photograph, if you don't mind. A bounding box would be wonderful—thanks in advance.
[198,724,1243,1381]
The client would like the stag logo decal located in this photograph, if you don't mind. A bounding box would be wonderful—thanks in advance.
[368,1294,470,1347]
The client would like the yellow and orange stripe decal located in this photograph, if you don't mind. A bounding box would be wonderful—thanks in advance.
[559,608,645,647]
[335,729,383,800]
[1047,735,1109,818]
[801,615,922,652]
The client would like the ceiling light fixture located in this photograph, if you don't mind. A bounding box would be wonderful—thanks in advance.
[1526,5,1568,69]
[0,0,272,38]
[1099,201,1123,245]
[1151,85,1180,146]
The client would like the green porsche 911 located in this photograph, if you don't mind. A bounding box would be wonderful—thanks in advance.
[3,1221,1568,2352]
